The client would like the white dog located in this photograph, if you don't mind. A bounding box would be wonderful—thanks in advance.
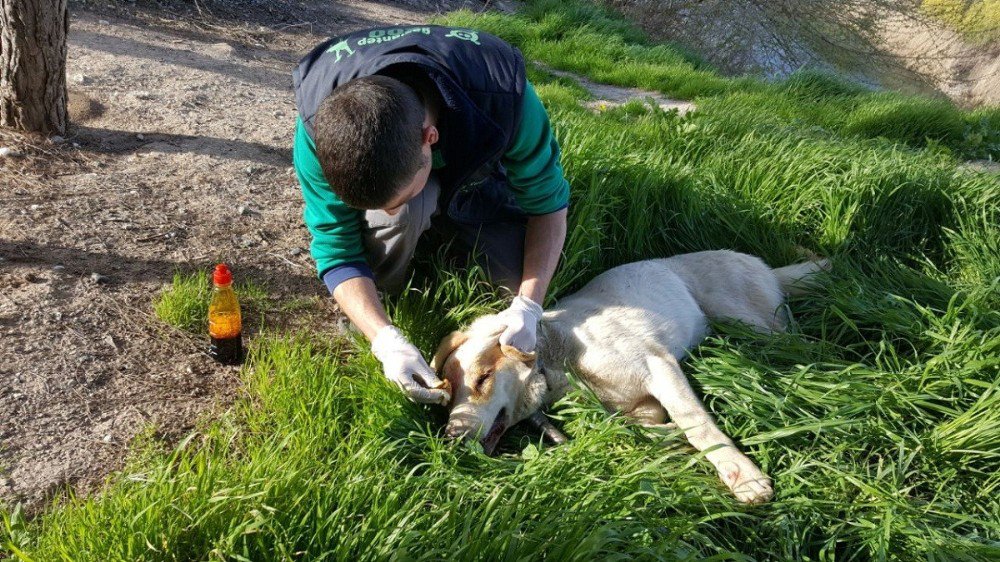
[431,250,828,504]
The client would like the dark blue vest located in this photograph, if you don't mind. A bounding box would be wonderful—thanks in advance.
[293,25,527,194]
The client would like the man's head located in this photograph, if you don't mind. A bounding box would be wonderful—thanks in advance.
[314,75,438,212]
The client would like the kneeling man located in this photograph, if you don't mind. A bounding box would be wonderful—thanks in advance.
[292,25,570,405]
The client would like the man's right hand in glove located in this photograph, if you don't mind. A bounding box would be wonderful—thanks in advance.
[371,325,451,405]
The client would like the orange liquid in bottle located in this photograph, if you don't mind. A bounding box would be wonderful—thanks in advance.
[208,264,243,365]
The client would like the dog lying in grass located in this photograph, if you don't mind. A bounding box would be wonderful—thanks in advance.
[431,250,828,504]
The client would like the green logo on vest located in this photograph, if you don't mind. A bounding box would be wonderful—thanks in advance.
[445,29,481,45]
[325,39,356,62]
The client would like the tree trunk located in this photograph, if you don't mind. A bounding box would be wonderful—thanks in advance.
[0,0,68,135]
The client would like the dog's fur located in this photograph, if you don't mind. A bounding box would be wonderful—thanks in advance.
[432,250,828,504]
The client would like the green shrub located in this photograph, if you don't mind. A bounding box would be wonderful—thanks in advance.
[922,0,1000,43]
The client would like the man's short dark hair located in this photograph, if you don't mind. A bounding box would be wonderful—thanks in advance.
[314,75,427,209]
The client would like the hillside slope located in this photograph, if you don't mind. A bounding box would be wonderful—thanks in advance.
[606,0,1000,107]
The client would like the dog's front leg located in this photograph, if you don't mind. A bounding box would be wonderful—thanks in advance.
[643,353,773,504]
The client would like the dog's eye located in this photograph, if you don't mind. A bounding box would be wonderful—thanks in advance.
[475,370,494,391]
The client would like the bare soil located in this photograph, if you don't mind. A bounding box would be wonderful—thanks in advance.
[0,0,500,514]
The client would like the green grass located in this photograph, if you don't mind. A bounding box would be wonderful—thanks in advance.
[5,1,1000,559]
[153,270,269,333]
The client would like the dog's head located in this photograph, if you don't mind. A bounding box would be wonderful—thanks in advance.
[431,315,549,455]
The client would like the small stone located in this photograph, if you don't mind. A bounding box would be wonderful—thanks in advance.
[50,135,65,144]
[104,335,119,351]
[90,272,109,284]
[29,204,41,211]
[134,91,155,101]
[238,205,256,216]
[98,19,110,25]
[289,247,303,256]
[0,147,18,158]
[72,74,92,85]
[53,264,65,271]
[136,133,145,141]
[102,434,112,443]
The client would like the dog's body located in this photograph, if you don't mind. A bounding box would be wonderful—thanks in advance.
[433,250,827,504]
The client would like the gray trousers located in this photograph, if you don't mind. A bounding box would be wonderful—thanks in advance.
[362,173,527,293]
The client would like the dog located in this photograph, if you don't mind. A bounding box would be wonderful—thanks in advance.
[431,250,828,504]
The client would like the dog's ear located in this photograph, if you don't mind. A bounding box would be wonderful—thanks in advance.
[500,344,537,364]
[431,331,469,373]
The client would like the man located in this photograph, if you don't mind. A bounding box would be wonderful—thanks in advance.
[292,25,569,406]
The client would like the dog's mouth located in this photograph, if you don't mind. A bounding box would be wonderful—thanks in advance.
[480,407,507,455]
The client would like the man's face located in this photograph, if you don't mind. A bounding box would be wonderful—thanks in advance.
[381,122,438,216]
[382,152,432,216]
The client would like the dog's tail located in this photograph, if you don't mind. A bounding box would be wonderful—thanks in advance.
[773,259,830,296]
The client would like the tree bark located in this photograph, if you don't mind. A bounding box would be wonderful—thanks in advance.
[0,0,68,135]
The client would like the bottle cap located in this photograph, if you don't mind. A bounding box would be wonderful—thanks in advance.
[213,263,233,285]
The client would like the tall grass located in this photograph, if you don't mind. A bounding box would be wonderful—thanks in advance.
[4,1,1000,560]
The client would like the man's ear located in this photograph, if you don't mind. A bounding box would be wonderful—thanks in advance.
[430,330,468,372]
[423,125,438,146]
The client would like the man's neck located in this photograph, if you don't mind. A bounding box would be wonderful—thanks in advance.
[384,67,441,126]
[412,80,440,126]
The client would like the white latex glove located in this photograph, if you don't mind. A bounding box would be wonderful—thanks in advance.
[497,295,544,353]
[371,326,451,406]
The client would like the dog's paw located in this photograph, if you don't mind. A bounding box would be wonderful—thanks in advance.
[729,474,773,504]
[716,458,774,505]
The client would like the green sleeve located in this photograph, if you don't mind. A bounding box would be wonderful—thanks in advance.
[502,81,571,215]
[292,118,368,278]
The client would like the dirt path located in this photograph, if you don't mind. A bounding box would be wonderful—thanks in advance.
[539,64,697,115]
[0,0,492,513]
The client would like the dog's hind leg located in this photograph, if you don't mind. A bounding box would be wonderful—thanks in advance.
[643,353,773,504]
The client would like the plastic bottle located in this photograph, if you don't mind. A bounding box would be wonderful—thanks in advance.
[208,263,243,365]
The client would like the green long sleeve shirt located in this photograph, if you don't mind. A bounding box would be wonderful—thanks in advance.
[293,81,569,292]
